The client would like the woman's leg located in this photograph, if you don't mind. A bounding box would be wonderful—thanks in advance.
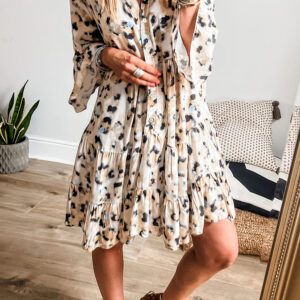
[162,219,239,300]
[92,242,125,300]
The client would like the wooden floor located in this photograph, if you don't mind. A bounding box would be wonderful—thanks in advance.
[0,159,268,300]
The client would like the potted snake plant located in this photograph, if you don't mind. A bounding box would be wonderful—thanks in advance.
[0,80,39,173]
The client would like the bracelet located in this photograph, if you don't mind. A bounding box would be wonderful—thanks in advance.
[95,45,111,72]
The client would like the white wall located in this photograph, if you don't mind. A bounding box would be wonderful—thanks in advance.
[210,0,300,158]
[0,0,299,165]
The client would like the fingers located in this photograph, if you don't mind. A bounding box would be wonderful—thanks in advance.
[121,53,161,85]
[125,53,161,76]
[122,71,157,87]
[134,57,162,77]
[115,51,163,86]
[128,64,161,85]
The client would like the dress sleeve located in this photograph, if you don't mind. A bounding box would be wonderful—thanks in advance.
[174,0,218,85]
[68,0,110,113]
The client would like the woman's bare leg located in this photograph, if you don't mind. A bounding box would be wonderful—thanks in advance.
[162,219,239,300]
[92,242,124,300]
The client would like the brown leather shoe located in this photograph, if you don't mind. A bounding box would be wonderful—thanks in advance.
[140,290,164,300]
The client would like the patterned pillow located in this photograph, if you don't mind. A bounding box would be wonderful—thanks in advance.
[207,100,278,171]
[280,106,300,174]
[272,106,300,219]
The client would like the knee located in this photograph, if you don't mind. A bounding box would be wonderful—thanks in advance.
[194,241,239,270]
[217,243,239,268]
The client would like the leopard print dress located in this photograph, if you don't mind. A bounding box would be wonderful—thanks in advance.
[65,0,236,253]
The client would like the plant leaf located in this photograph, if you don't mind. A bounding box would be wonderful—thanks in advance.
[3,129,8,144]
[11,97,25,127]
[0,123,8,144]
[16,99,40,141]
[15,97,25,127]
[7,92,15,122]
[0,114,5,124]
[11,80,28,125]
[0,123,6,144]
[6,123,15,144]
[15,127,25,144]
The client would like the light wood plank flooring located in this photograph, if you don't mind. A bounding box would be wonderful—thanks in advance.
[0,159,268,300]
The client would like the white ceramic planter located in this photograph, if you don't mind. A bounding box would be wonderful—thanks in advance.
[0,136,29,173]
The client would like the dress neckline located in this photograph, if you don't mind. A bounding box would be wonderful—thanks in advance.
[133,0,142,9]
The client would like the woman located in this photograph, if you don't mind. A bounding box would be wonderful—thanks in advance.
[65,0,238,299]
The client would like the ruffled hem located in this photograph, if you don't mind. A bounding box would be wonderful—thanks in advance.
[65,164,236,253]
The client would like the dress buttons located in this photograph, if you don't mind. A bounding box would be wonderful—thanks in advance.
[149,116,155,123]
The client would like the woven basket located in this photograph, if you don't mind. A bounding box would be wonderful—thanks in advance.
[0,136,29,173]
[234,208,278,262]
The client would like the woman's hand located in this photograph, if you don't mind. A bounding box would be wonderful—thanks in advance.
[100,47,162,87]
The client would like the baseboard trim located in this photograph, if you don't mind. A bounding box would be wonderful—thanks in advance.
[27,135,78,165]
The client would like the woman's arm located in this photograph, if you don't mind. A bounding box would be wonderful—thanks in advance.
[178,3,200,59]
